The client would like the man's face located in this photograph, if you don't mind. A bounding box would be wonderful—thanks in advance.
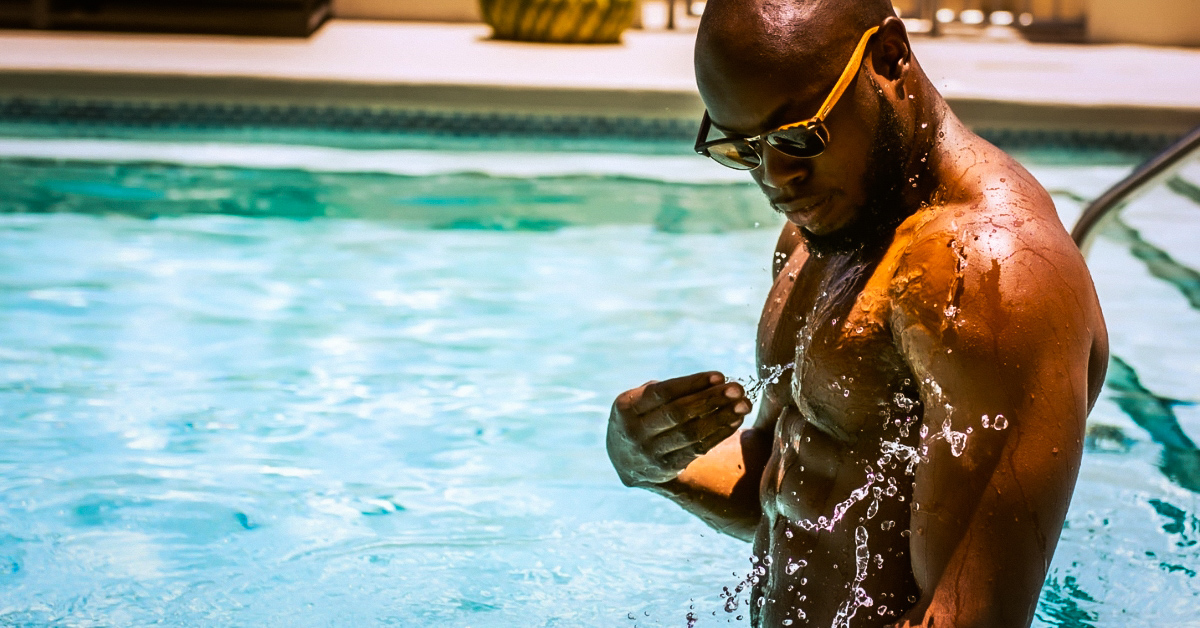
[698,47,908,255]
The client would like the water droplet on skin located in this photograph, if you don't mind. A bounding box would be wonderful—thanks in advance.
[982,414,990,428]
[783,621,793,626]
[921,123,929,129]
[786,562,800,575]
[801,578,808,585]
[993,414,1009,430]
[785,529,794,539]
[878,605,889,616]
[882,520,895,530]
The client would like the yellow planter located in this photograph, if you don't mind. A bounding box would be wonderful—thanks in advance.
[480,0,637,44]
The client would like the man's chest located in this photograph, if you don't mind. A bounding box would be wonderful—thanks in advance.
[757,249,916,444]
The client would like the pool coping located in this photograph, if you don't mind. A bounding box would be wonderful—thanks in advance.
[1,21,1198,144]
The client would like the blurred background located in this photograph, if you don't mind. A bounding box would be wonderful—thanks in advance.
[0,0,1196,44]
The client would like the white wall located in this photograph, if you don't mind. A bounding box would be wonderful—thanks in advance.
[332,0,482,23]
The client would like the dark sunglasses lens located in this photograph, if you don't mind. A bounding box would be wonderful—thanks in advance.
[705,141,761,170]
[767,126,826,158]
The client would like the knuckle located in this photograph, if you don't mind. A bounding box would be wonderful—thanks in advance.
[614,392,637,412]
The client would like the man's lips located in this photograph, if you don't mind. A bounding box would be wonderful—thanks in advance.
[771,194,831,221]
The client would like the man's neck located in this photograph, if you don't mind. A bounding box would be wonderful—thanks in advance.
[905,69,992,214]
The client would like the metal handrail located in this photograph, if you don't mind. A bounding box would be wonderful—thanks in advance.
[1072,125,1200,254]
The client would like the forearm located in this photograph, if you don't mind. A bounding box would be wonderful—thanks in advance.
[640,428,770,542]
[643,477,763,542]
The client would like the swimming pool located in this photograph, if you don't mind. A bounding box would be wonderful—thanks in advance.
[0,135,1196,626]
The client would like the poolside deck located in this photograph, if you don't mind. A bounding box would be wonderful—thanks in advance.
[1,20,1198,136]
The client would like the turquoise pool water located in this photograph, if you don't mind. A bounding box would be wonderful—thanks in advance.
[0,138,1197,626]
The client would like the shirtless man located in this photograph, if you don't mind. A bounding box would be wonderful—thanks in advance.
[605,1,1108,626]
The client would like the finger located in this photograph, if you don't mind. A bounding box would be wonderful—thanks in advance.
[641,382,747,436]
[631,371,725,415]
[660,420,743,470]
[650,403,749,455]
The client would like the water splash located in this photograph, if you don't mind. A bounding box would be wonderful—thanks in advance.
[789,468,879,533]
[740,362,796,403]
[941,417,969,456]
[713,556,767,621]
[880,440,922,475]
[831,526,875,628]
[717,372,1011,626]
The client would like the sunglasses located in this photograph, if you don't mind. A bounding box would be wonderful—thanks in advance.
[694,25,880,171]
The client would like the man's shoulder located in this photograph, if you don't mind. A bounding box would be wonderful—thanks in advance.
[883,162,1093,326]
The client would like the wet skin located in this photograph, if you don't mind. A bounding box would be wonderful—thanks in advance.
[606,14,1108,628]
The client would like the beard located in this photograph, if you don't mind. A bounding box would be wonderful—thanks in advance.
[795,94,910,258]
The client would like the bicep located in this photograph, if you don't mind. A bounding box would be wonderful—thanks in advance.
[906,345,1088,623]
[895,240,1098,624]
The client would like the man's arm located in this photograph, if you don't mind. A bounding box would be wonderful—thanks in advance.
[888,209,1107,627]
[648,399,778,541]
[606,373,773,542]
[606,373,765,540]
[606,224,804,541]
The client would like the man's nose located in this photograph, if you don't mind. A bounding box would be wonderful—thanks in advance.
[757,143,811,189]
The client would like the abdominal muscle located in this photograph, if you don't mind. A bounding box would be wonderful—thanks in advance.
[751,407,921,628]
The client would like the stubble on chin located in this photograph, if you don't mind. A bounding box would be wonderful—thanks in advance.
[795,100,909,259]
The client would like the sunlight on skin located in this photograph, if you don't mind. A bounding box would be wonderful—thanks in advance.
[607,0,1108,626]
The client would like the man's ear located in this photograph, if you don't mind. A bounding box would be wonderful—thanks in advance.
[871,16,912,86]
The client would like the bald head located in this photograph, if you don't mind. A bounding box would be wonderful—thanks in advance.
[696,0,896,115]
